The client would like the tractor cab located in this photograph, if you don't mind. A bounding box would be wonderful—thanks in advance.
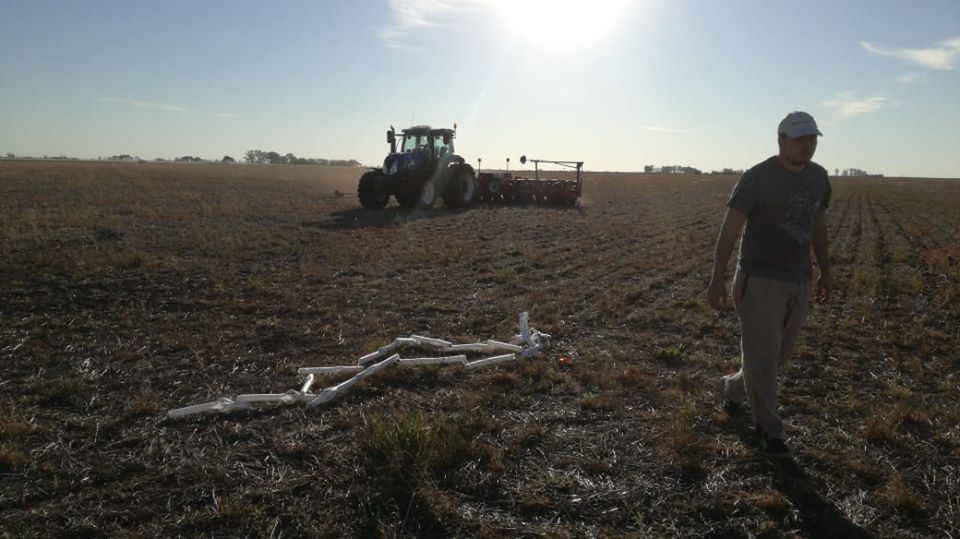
[384,126,459,175]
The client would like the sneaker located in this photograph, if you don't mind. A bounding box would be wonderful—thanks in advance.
[722,399,742,414]
[720,399,743,415]
[718,377,742,414]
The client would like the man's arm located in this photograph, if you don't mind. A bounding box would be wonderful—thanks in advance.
[707,208,747,310]
[812,208,831,303]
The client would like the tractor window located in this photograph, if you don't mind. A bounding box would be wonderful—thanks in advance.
[401,135,424,152]
[434,135,452,156]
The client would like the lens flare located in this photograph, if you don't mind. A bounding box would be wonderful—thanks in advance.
[493,0,631,51]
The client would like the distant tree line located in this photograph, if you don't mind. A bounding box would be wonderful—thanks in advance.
[643,164,703,174]
[2,153,77,160]
[98,153,358,165]
[148,155,234,163]
[243,149,359,166]
[642,165,885,177]
[644,164,752,175]
[835,167,881,177]
[641,164,888,177]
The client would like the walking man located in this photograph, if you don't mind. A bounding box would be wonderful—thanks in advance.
[707,111,832,458]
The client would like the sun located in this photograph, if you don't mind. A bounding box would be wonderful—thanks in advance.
[492,0,631,51]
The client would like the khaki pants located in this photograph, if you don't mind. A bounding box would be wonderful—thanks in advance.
[721,272,812,440]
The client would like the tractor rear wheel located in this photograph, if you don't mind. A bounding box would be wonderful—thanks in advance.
[442,164,477,208]
[396,174,436,210]
[358,170,389,209]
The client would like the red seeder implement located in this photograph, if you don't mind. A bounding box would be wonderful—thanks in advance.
[476,156,583,206]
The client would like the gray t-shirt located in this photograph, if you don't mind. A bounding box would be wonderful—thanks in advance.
[728,156,831,282]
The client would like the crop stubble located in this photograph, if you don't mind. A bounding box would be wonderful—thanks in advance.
[1,161,958,537]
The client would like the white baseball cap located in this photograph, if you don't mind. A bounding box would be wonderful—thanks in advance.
[778,111,823,138]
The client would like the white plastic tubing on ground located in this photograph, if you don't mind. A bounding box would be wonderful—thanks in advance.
[166,312,552,419]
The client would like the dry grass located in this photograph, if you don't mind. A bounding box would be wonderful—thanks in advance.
[0,444,30,472]
[354,410,502,535]
[2,161,959,536]
[0,410,33,440]
[579,392,621,414]
[876,474,928,518]
[358,411,499,478]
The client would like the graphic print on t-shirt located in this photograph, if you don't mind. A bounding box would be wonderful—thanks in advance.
[779,189,817,245]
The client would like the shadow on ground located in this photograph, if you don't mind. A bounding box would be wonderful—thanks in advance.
[306,207,463,230]
[314,203,582,230]
[724,412,876,539]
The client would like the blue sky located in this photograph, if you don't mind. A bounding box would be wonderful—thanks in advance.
[1,0,959,177]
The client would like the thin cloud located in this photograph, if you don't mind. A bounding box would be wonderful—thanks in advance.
[379,0,478,49]
[211,112,240,119]
[861,36,960,70]
[641,125,689,134]
[100,97,190,112]
[821,92,890,117]
[895,72,926,84]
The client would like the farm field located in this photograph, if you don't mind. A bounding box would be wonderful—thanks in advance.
[1,160,959,537]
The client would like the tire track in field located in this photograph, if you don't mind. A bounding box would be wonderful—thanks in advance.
[493,198,716,288]
[471,195,720,336]
[870,201,916,263]
[826,189,854,244]
[871,197,958,322]
[896,202,950,251]
[323,187,728,344]
[859,195,883,265]
[597,193,744,319]
[815,191,860,340]
[585,205,716,287]
[835,186,959,407]
[845,194,865,264]
[825,193,860,267]
[580,231,716,335]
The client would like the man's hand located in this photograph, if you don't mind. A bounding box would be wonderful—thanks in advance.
[707,277,730,311]
[816,272,831,303]
[812,209,831,304]
[707,208,746,312]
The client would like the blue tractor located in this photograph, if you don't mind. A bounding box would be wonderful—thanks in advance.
[358,125,478,210]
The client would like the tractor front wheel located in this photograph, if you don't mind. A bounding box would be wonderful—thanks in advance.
[442,164,477,208]
[358,170,389,209]
[396,175,436,210]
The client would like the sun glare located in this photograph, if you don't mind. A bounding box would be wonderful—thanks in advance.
[493,0,631,51]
